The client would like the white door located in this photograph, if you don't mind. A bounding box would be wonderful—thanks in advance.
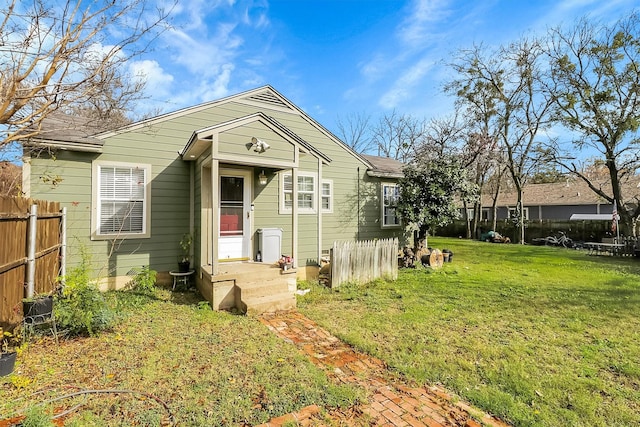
[218,170,251,260]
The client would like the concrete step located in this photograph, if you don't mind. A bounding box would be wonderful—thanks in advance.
[245,293,297,315]
[236,278,295,299]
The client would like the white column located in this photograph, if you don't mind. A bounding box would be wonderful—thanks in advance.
[317,157,322,265]
[292,164,298,269]
[212,159,219,275]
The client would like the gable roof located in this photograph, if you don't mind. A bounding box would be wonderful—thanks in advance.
[31,85,374,169]
[362,154,404,179]
[182,112,332,164]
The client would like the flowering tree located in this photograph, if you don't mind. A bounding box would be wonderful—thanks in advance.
[397,155,478,249]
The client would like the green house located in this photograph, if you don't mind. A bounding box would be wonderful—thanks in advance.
[24,86,404,313]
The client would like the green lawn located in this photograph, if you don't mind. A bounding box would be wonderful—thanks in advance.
[298,238,640,427]
[0,291,362,426]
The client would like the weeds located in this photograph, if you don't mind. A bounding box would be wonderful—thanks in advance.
[127,265,157,294]
[54,249,115,336]
[2,289,363,426]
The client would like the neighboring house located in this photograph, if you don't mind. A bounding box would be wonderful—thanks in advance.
[22,86,404,312]
[471,178,640,222]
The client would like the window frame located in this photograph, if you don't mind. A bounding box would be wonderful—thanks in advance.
[381,182,401,228]
[321,179,333,213]
[508,207,529,221]
[279,171,332,215]
[91,160,152,240]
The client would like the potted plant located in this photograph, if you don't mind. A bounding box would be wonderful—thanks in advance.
[0,328,19,377]
[23,294,54,322]
[178,233,193,273]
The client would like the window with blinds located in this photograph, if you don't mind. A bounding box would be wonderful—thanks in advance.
[96,164,149,236]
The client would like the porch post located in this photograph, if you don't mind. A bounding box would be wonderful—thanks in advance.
[292,164,298,268]
[212,159,220,275]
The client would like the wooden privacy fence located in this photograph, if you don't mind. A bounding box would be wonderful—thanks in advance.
[330,238,398,288]
[0,196,65,328]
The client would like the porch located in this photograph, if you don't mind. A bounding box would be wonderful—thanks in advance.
[195,262,297,315]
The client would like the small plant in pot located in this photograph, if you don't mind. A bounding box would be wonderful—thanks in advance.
[178,233,193,273]
[0,328,20,377]
[23,294,54,322]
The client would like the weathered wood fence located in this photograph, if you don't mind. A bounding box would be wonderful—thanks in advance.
[330,238,398,288]
[0,197,65,328]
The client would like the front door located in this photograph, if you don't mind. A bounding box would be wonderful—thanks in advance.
[218,169,252,261]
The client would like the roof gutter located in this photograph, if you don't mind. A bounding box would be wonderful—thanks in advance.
[366,170,404,179]
[26,139,104,153]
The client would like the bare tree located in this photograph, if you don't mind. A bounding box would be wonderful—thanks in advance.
[447,38,554,243]
[371,110,426,162]
[0,160,21,196]
[335,112,373,153]
[543,13,640,233]
[0,0,172,148]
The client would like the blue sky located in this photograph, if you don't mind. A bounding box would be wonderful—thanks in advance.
[134,0,637,135]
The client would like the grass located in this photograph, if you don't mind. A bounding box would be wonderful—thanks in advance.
[297,237,640,427]
[0,290,363,426]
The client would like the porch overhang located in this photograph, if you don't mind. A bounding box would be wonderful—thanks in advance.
[179,112,331,166]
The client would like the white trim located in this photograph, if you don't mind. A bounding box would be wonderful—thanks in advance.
[321,179,333,213]
[381,182,401,229]
[91,160,151,240]
[279,171,319,214]
[508,207,529,220]
[218,168,253,260]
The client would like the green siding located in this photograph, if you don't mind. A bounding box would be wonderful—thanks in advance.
[28,89,403,279]
[218,123,295,164]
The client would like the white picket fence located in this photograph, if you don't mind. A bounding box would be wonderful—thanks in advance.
[330,238,399,288]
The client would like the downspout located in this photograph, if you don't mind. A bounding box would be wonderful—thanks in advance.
[190,161,195,260]
[318,157,322,266]
[357,167,360,241]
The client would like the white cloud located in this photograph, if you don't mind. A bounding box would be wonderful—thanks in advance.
[379,57,434,109]
[201,63,235,101]
[130,59,174,97]
[397,0,452,47]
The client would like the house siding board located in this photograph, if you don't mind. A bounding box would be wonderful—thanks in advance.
[253,171,289,259]
[489,204,612,221]
[218,125,294,162]
[29,118,193,278]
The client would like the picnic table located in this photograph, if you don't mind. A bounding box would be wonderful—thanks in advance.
[584,242,625,256]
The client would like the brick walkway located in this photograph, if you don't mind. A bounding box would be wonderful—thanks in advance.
[258,311,511,427]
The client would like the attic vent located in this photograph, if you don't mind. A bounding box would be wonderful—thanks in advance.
[244,90,290,109]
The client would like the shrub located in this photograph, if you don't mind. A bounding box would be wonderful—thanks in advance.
[54,250,115,336]
[127,265,157,294]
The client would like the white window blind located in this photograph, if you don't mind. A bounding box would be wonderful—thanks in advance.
[98,166,147,235]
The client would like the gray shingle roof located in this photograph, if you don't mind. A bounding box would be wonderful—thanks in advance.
[483,177,640,207]
[361,154,404,178]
